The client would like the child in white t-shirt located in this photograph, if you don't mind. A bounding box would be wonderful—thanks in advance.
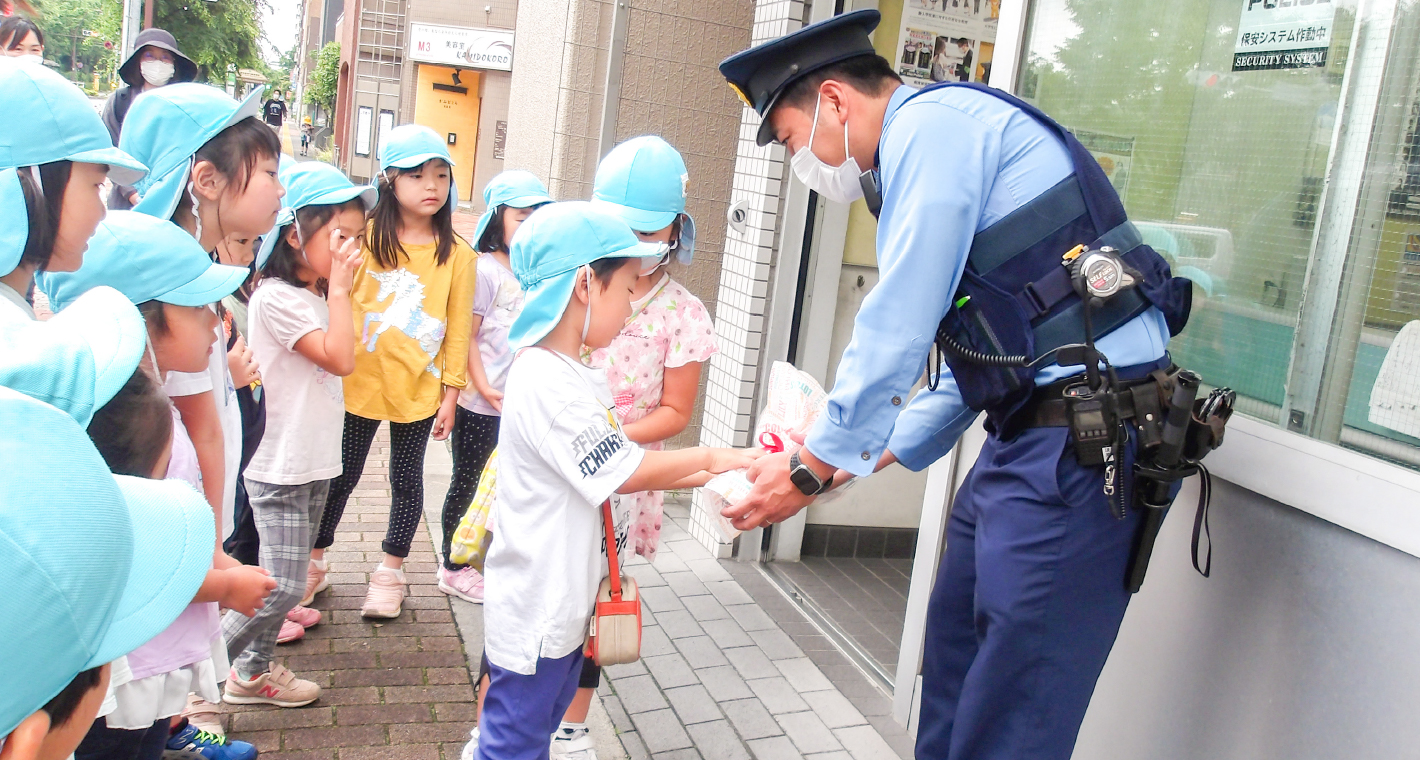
[474,202,760,760]
[221,161,375,709]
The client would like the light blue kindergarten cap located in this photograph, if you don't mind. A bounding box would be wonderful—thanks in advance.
[508,201,668,351]
[591,135,697,263]
[0,286,147,428]
[0,386,214,738]
[122,83,264,220]
[472,170,552,249]
[378,124,458,208]
[39,211,249,311]
[256,161,377,269]
[0,61,149,276]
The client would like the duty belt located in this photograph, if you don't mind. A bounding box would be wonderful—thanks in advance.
[1014,369,1173,451]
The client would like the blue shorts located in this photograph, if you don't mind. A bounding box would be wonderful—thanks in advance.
[478,650,584,760]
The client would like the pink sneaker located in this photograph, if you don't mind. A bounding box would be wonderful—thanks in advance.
[300,560,329,606]
[438,566,485,604]
[286,605,321,628]
[360,567,406,619]
[276,619,305,644]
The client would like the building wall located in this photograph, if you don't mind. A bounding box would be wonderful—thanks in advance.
[612,0,753,449]
[1074,477,1420,759]
[688,0,808,553]
[503,0,752,453]
[471,69,511,211]
[504,0,612,199]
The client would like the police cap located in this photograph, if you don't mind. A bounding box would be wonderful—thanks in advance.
[719,9,881,146]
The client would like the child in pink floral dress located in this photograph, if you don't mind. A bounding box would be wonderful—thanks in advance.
[586,273,717,558]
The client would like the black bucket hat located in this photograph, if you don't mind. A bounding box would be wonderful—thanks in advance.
[118,28,198,88]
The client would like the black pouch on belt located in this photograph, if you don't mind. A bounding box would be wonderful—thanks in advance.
[1065,385,1115,466]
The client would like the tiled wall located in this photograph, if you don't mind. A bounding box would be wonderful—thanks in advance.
[800,525,919,560]
[503,0,752,458]
[687,0,806,556]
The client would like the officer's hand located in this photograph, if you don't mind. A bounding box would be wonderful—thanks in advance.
[724,449,815,531]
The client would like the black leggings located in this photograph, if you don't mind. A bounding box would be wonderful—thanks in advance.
[441,406,500,570]
[75,717,170,760]
[315,412,436,558]
[477,652,602,691]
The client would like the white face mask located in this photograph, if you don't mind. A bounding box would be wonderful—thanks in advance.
[790,93,867,205]
[141,59,175,87]
[15,53,43,67]
[639,251,668,276]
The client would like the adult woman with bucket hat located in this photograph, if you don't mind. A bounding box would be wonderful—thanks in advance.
[101,28,197,210]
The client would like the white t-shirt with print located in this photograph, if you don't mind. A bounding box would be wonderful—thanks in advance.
[164,307,241,540]
[482,348,643,675]
[456,254,524,417]
[244,280,345,485]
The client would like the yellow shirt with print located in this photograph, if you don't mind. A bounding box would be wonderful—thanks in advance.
[344,236,477,423]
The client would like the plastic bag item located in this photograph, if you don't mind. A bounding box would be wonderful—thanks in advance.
[586,499,642,665]
[448,448,499,572]
[699,362,830,542]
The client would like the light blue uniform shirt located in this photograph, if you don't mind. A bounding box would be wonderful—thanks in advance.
[807,85,1170,477]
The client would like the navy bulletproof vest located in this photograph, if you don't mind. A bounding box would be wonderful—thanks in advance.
[894,82,1192,427]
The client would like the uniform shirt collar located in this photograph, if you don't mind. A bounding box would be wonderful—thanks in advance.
[0,280,35,321]
[876,84,919,169]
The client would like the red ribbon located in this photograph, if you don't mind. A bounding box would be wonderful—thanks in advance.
[758,431,785,453]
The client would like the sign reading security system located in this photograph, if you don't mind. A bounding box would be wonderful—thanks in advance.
[1233,0,1335,72]
[409,24,514,71]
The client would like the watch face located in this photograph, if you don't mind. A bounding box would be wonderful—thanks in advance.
[790,465,820,496]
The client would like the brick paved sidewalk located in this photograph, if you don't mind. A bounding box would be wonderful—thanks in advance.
[219,429,479,760]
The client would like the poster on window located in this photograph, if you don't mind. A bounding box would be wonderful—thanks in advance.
[893,0,1000,87]
[1073,128,1134,198]
[1232,0,1335,72]
[355,106,373,157]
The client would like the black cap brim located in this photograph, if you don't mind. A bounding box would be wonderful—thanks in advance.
[719,9,881,146]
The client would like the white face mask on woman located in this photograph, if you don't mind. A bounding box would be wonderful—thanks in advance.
[789,93,867,205]
[141,59,175,87]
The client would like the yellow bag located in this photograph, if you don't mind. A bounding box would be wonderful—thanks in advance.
[449,448,498,572]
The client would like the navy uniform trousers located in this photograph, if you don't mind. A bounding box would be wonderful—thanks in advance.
[915,419,1147,760]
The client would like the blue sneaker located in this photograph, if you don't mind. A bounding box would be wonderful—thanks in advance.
[165,722,259,760]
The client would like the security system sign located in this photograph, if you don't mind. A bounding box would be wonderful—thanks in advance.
[409,24,514,71]
[1233,0,1335,72]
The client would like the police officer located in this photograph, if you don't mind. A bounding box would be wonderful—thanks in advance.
[719,10,1192,760]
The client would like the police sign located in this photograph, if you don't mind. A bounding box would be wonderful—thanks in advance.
[1232,0,1335,72]
[409,24,515,72]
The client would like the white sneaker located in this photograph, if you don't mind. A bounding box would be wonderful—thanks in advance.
[460,726,480,760]
[551,726,597,760]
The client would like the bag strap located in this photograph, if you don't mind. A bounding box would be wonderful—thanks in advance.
[601,499,623,602]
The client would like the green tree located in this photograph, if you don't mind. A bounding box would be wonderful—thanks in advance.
[151,0,266,83]
[32,0,121,91]
[304,40,338,112]
[262,44,295,95]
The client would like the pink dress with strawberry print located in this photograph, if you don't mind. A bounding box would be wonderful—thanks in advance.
[585,274,717,561]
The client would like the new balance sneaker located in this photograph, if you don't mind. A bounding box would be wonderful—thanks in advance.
[286,604,321,627]
[361,567,405,619]
[551,723,597,759]
[179,694,225,737]
[438,565,485,604]
[300,559,329,606]
[165,722,258,760]
[276,618,306,644]
[222,664,321,707]
[460,726,480,760]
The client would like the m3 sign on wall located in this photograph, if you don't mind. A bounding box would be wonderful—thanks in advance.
[409,24,515,71]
